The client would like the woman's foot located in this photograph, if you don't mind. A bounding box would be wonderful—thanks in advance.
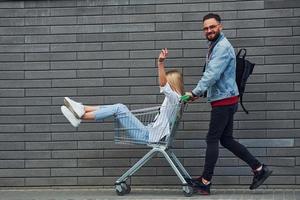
[61,106,81,127]
[64,97,85,118]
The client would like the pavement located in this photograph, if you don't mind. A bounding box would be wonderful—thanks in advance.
[0,187,299,200]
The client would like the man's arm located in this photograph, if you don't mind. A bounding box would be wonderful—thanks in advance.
[192,46,231,97]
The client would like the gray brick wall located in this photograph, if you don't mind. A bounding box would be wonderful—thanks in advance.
[0,0,299,188]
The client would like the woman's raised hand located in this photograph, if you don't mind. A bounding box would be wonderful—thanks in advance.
[158,48,168,62]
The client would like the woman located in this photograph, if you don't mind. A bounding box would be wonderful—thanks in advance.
[61,48,184,143]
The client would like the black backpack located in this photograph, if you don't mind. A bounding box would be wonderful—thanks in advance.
[236,48,255,114]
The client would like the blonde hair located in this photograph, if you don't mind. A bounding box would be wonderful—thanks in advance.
[166,70,184,95]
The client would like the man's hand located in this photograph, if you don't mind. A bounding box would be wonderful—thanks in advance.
[185,92,199,102]
[158,48,168,62]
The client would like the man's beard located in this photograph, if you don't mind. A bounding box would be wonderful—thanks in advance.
[206,32,220,42]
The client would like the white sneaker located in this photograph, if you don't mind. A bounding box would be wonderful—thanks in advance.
[64,97,85,119]
[61,106,81,128]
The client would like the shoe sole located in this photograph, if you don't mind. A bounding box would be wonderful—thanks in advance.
[250,170,273,190]
[61,106,80,128]
[64,98,81,119]
[185,178,210,195]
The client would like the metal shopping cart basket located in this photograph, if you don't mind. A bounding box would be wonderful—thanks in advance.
[114,96,194,197]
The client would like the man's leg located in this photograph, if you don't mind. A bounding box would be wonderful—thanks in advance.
[202,106,231,182]
[220,104,261,170]
[220,104,272,190]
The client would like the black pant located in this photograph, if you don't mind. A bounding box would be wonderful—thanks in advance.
[202,103,261,181]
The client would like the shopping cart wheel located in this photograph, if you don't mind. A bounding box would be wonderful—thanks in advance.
[115,182,131,196]
[182,185,193,197]
[115,184,125,196]
[121,182,131,194]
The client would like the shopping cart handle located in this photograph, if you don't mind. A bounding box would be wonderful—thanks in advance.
[180,95,191,103]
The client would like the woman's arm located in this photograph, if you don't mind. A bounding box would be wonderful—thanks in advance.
[157,48,168,87]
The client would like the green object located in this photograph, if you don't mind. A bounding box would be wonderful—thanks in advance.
[180,95,191,102]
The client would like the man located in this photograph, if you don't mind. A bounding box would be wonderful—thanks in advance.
[185,13,272,195]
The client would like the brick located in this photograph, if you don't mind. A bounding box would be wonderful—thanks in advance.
[0,107,24,115]
[129,31,181,41]
[265,18,300,27]
[51,7,102,16]
[25,34,76,44]
[0,178,24,186]
[103,23,154,33]
[25,0,75,8]
[238,120,294,129]
[265,0,300,9]
[0,1,24,8]
[0,18,24,26]
[266,55,300,64]
[239,139,294,148]
[0,26,49,35]
[77,51,129,60]
[0,53,24,62]
[0,62,49,71]
[0,160,24,169]
[0,151,51,159]
[0,97,51,106]
[25,16,76,26]
[246,83,293,92]
[103,5,155,15]
[103,59,154,69]
[26,52,76,61]
[156,22,200,31]
[211,1,264,11]
[25,141,77,150]
[0,89,24,97]
[52,78,104,88]
[267,73,300,83]
[0,142,24,150]
[265,36,300,46]
[0,133,51,142]
[254,64,293,74]
[78,158,130,167]
[51,43,101,52]
[25,177,77,186]
[156,3,208,13]
[0,115,51,124]
[51,168,103,177]
[78,0,129,6]
[237,9,293,19]
[237,27,292,38]
[183,11,237,21]
[130,0,180,4]
[77,33,129,43]
[103,41,154,50]
[51,60,101,70]
[51,25,103,34]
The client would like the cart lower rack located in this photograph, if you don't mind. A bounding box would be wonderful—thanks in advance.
[114,100,194,197]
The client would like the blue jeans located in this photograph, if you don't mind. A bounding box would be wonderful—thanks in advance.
[93,103,149,142]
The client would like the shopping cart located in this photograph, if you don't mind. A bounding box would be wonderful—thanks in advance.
[114,95,194,197]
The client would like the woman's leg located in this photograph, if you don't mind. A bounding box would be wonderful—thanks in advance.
[89,103,149,142]
[81,106,100,120]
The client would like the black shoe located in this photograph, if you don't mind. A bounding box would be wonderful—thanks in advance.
[250,164,273,190]
[185,177,211,195]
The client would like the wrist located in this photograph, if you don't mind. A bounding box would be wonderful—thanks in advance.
[158,58,165,63]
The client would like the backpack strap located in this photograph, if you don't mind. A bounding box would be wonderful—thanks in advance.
[237,48,247,59]
[239,95,249,114]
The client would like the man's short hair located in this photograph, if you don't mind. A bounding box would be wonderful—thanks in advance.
[203,13,221,23]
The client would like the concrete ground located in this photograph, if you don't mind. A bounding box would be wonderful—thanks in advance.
[0,188,299,200]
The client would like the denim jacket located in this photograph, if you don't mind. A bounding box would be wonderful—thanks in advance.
[192,32,239,102]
